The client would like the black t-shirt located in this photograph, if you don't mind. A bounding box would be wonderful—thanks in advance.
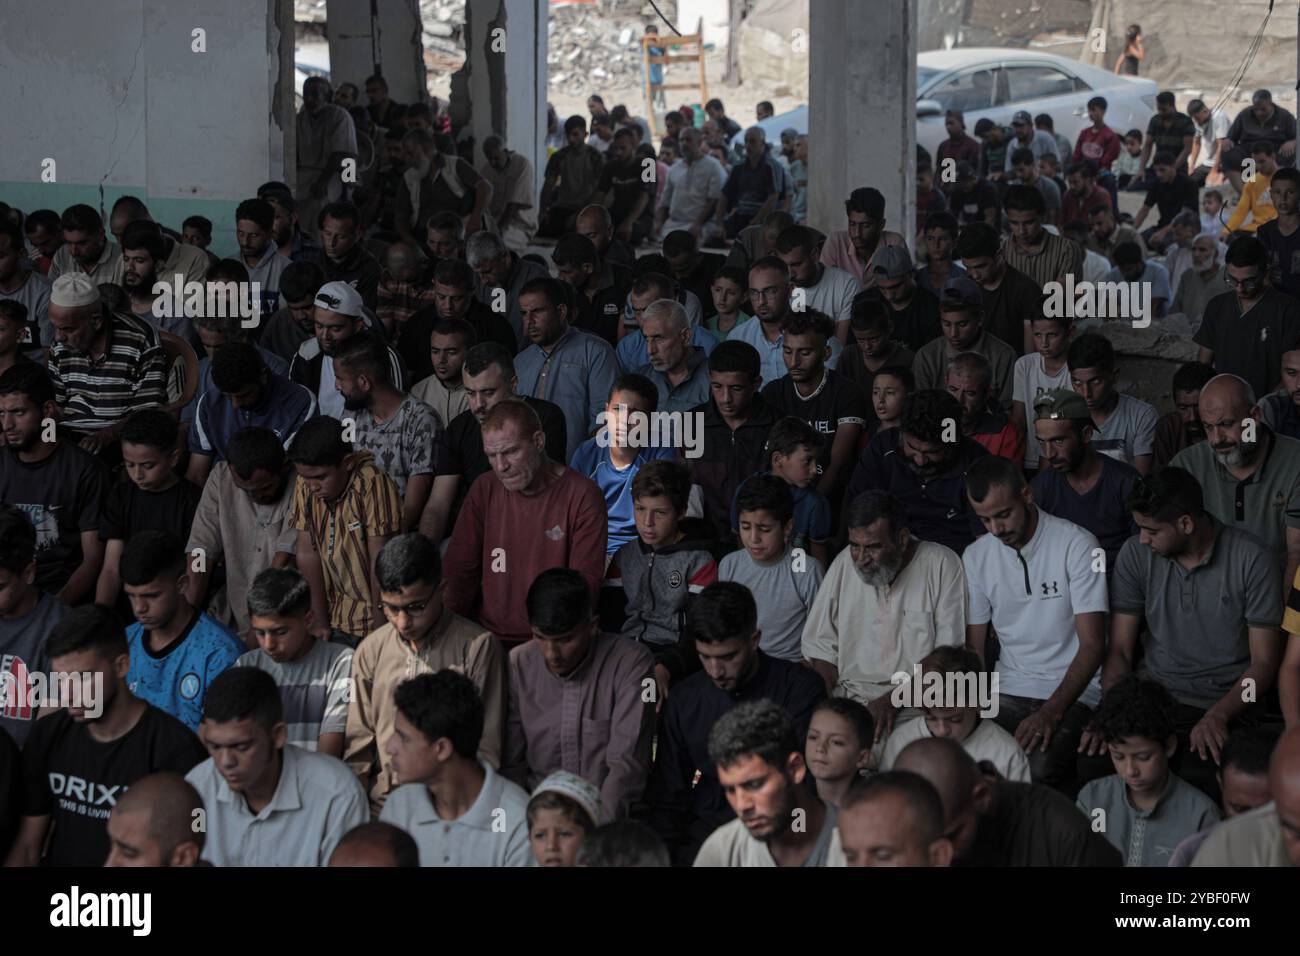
[99,478,203,543]
[837,342,915,425]
[20,706,207,866]
[1194,288,1300,399]
[963,778,1121,867]
[1228,104,1298,152]
[1144,112,1196,161]
[1257,219,1300,299]
[1030,455,1140,567]
[981,265,1042,357]
[761,369,869,479]
[1144,174,1199,227]
[0,726,19,858]
[571,263,634,347]
[857,286,942,354]
[950,179,1001,224]
[597,157,656,228]
[433,397,569,530]
[0,442,109,595]
[398,299,517,382]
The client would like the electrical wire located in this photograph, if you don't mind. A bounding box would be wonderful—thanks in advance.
[647,0,682,36]
[1207,0,1275,116]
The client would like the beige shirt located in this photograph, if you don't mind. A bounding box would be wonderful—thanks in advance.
[911,329,1018,411]
[802,541,966,704]
[411,374,468,429]
[344,612,506,813]
[694,808,846,867]
[186,462,297,634]
[49,239,123,285]
[479,151,538,236]
[1190,803,1295,866]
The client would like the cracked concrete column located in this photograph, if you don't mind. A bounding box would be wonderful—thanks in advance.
[326,0,427,107]
[808,0,916,246]
[456,0,547,204]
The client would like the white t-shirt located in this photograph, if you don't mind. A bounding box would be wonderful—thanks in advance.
[1012,352,1071,467]
[1092,392,1158,467]
[1195,109,1231,168]
[963,508,1108,705]
[801,264,862,327]
[880,714,1031,782]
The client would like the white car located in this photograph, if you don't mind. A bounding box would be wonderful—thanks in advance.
[736,48,1157,166]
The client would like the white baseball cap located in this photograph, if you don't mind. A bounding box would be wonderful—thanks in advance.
[313,280,363,317]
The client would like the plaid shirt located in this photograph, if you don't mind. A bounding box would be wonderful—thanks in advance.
[376,272,438,334]
[49,311,169,431]
[288,453,402,637]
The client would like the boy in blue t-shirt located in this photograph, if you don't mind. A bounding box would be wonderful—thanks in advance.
[732,416,832,568]
[122,529,244,732]
[570,373,677,556]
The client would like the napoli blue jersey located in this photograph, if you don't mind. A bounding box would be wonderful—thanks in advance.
[127,612,245,731]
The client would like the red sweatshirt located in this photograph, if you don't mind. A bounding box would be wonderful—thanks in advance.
[443,466,608,643]
[1073,126,1122,171]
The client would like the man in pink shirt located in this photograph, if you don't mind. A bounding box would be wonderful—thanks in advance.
[443,399,607,649]
[819,187,907,288]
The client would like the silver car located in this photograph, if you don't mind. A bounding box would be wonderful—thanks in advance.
[737,48,1156,165]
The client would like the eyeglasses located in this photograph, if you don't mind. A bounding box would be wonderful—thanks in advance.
[381,597,435,616]
[1223,274,1262,288]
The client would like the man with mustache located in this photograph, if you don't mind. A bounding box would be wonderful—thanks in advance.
[1171,373,1300,602]
[803,490,965,739]
[841,389,989,554]
[964,455,1108,794]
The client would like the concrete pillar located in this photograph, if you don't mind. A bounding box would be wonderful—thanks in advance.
[808,0,917,248]
[458,0,547,203]
[326,0,427,107]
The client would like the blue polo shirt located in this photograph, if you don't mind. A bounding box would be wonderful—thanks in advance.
[189,370,318,459]
[570,439,678,554]
[127,611,245,732]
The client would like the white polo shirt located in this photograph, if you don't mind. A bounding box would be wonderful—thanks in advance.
[187,744,369,866]
[379,762,533,867]
[963,508,1107,706]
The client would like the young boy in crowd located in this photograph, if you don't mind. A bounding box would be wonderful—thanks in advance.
[570,374,677,557]
[879,646,1030,782]
[718,473,823,663]
[1075,675,1221,866]
[237,566,354,757]
[0,301,37,366]
[527,770,602,868]
[837,297,914,428]
[95,408,203,608]
[870,365,913,439]
[603,459,719,698]
[182,215,213,250]
[805,697,873,809]
[1153,361,1217,466]
[287,416,402,645]
[1011,311,1072,473]
[1115,130,1145,189]
[732,417,833,568]
[1201,189,1226,236]
[121,530,245,733]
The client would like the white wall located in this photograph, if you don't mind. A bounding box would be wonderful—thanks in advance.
[0,0,292,256]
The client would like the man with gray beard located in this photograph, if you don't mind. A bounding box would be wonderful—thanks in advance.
[802,491,966,741]
[1170,373,1300,599]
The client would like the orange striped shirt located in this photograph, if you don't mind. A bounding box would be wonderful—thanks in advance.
[289,453,402,637]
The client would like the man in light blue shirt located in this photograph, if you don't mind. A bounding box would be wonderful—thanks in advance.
[617,272,717,372]
[730,256,841,384]
[635,299,713,413]
[514,275,619,460]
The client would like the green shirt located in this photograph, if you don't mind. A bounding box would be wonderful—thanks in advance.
[1169,428,1300,568]
[705,312,754,340]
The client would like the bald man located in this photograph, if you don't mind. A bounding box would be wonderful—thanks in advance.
[1170,373,1300,599]
[895,737,1120,866]
[837,772,954,867]
[104,773,205,867]
[328,821,420,867]
[1192,726,1300,865]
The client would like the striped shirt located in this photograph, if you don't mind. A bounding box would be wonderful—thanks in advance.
[1000,232,1085,290]
[49,311,169,431]
[287,453,401,637]
[237,640,354,751]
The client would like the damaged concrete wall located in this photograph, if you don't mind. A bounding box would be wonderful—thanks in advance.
[0,0,293,257]
[326,0,428,107]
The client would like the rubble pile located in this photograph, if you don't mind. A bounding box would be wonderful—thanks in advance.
[546,2,669,99]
